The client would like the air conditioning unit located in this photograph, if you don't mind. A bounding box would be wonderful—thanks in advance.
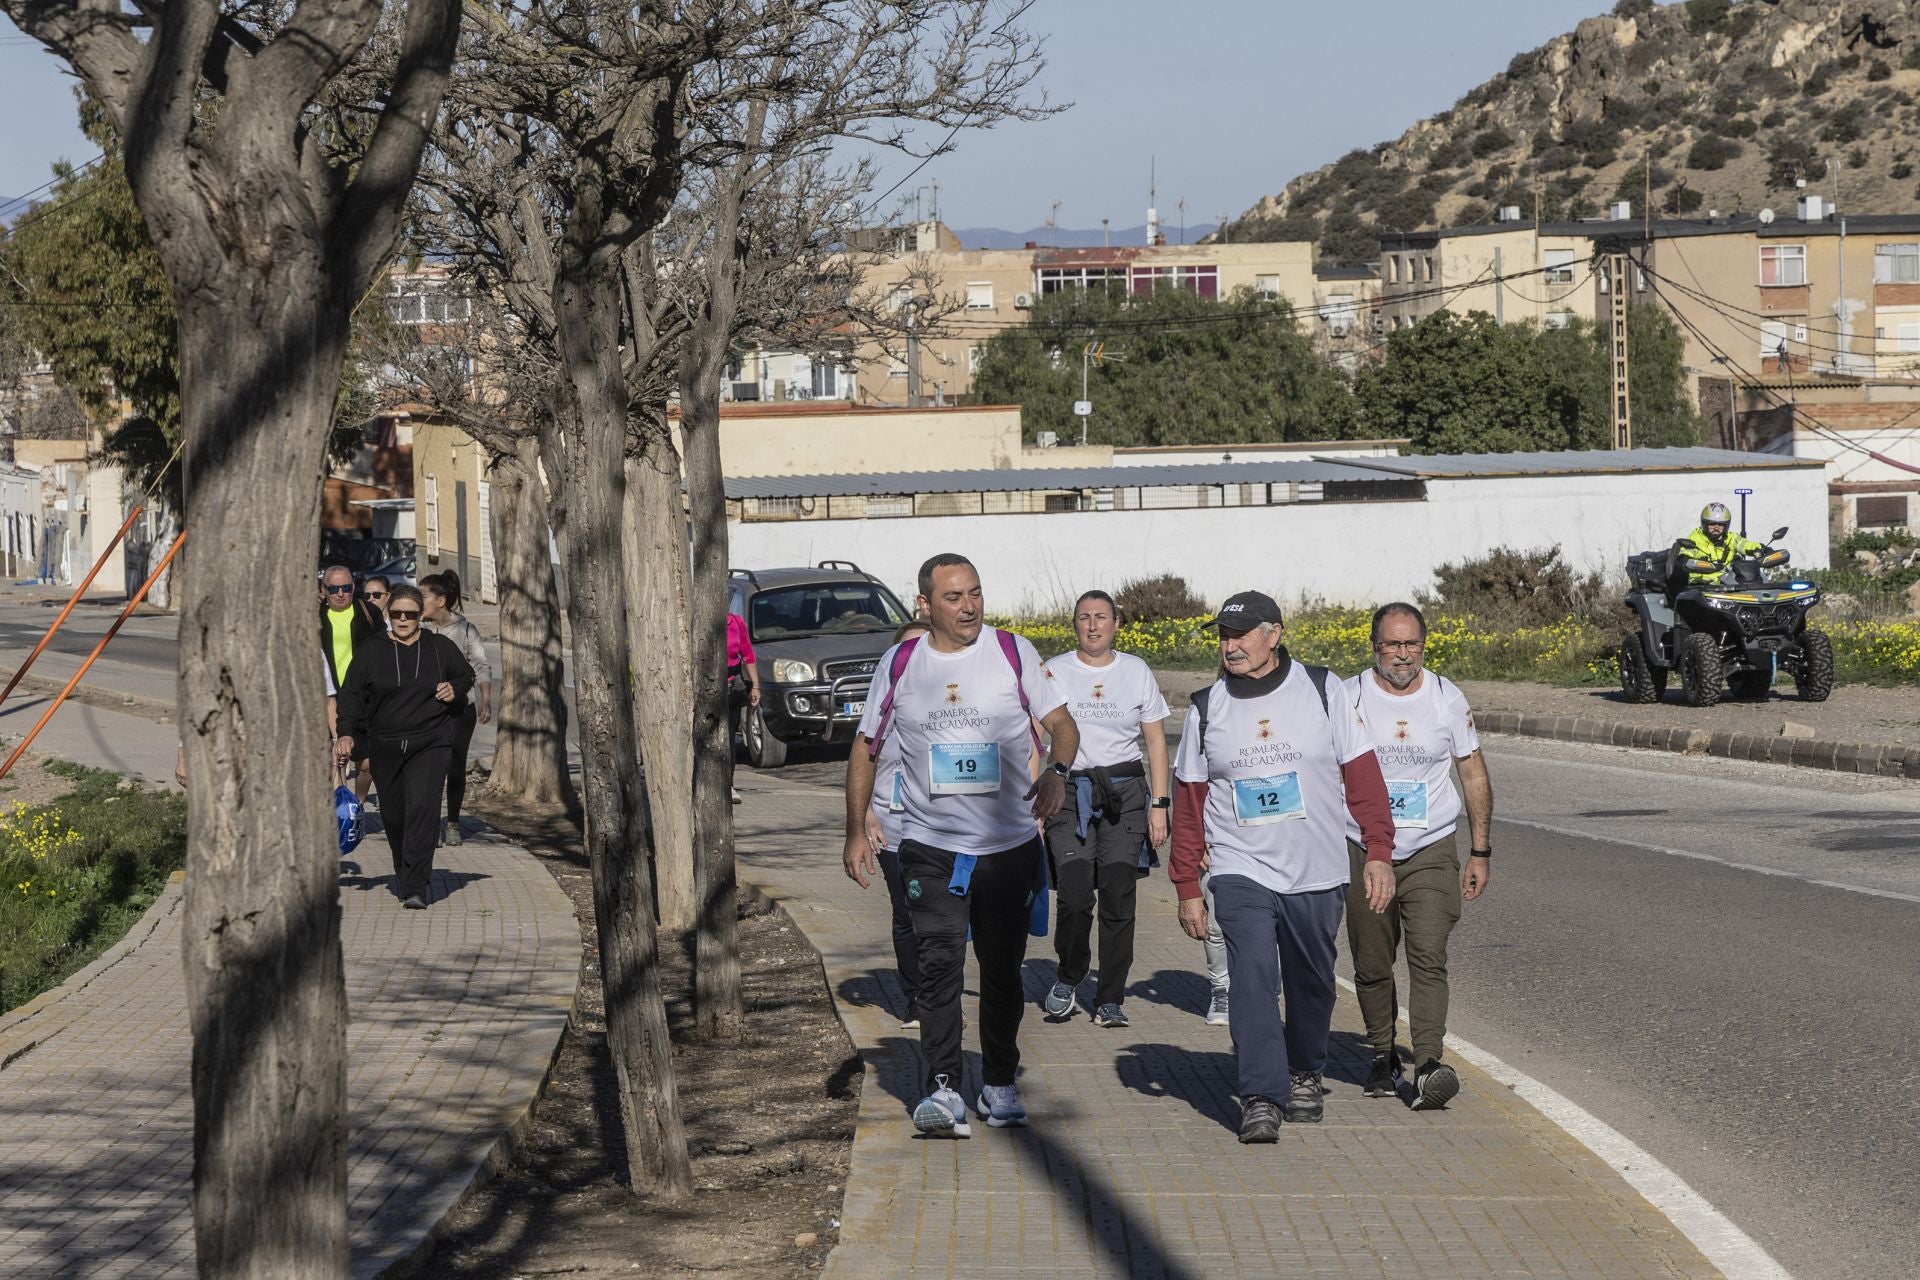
[1035,431,1058,448]
[1013,292,1034,309]
[1496,205,1524,222]
[1797,194,1827,222]
[729,382,760,401]
[1370,313,1387,333]
[1609,200,1632,221]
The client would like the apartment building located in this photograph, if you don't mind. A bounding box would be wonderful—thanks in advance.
[849,224,1324,407]
[1376,212,1627,334]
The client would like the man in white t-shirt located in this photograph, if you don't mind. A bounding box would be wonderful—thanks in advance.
[1345,602,1494,1113]
[843,554,1078,1138]
[1169,590,1397,1144]
[1040,590,1171,1030]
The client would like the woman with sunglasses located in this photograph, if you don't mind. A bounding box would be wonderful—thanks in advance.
[335,584,475,909]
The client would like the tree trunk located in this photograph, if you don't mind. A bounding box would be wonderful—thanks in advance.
[176,278,349,1279]
[486,436,578,810]
[679,330,744,1040]
[624,439,695,934]
[546,257,691,1197]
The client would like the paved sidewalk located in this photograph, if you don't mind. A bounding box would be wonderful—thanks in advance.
[0,829,579,1277]
[734,774,1721,1280]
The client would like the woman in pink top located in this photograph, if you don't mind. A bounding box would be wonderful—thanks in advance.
[727,612,762,803]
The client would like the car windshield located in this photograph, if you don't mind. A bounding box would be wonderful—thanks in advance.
[749,582,909,640]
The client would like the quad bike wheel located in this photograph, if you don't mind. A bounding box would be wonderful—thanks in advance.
[1796,628,1835,703]
[1618,634,1665,704]
[1679,631,1725,708]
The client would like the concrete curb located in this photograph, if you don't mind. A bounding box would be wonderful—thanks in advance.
[1476,709,1920,779]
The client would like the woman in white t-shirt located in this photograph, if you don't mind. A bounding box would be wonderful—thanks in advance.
[1038,590,1170,1029]
[862,619,932,1027]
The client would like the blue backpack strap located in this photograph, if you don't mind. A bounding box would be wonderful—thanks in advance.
[864,636,922,760]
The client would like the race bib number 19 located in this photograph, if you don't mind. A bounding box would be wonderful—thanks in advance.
[930,742,1000,795]
[1233,773,1306,826]
[1387,779,1430,829]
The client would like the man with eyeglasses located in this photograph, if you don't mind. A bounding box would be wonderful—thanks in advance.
[321,564,382,807]
[1344,602,1494,1113]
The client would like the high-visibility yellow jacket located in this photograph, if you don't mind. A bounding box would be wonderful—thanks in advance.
[1677,526,1765,583]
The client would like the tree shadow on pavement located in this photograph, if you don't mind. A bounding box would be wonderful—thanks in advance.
[1124,967,1214,1016]
[334,868,492,904]
[1113,1042,1240,1131]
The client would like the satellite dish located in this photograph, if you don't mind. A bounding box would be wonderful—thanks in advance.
[1758,207,1776,225]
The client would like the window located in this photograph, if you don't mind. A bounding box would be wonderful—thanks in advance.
[1036,266,1127,294]
[887,351,906,378]
[1129,264,1218,297]
[1544,310,1573,330]
[1760,320,1790,358]
[964,281,994,310]
[810,362,838,398]
[1856,495,1909,528]
[888,286,912,312]
[423,476,439,557]
[1387,256,1401,284]
[384,282,470,325]
[1544,249,1576,286]
[1900,324,1920,353]
[747,583,910,639]
[1423,255,1436,282]
[747,496,802,519]
[1255,274,1282,298]
[1320,292,1356,336]
[1760,244,1807,286]
[1876,244,1920,284]
[865,494,914,518]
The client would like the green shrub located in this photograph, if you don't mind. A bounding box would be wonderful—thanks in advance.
[1723,117,1758,138]
[1114,574,1207,624]
[0,767,188,1011]
[1422,546,1611,628]
[1904,47,1920,72]
[1663,185,1706,214]
[1761,107,1787,127]
[1684,0,1730,34]
[1686,134,1743,170]
[1868,59,1894,82]
[1471,126,1513,158]
[1893,161,1914,180]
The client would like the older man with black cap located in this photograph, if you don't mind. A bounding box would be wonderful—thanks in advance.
[1169,590,1398,1144]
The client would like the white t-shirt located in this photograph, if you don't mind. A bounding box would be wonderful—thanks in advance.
[1174,663,1376,894]
[1344,670,1480,860]
[857,627,1068,857]
[1043,650,1169,770]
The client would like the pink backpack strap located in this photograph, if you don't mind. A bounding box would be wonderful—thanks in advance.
[865,636,922,759]
[994,628,1045,756]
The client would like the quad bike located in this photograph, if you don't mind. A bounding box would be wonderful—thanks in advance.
[1618,525,1833,708]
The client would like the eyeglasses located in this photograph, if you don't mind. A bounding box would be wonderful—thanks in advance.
[388,609,422,621]
[324,583,354,594]
[1376,640,1424,653]
[365,590,389,599]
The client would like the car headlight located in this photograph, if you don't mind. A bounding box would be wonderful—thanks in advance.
[772,658,816,683]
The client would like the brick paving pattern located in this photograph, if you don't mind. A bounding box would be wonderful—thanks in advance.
[0,828,578,1279]
[735,774,1721,1280]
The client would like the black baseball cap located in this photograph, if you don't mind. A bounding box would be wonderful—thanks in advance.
[1207,591,1284,631]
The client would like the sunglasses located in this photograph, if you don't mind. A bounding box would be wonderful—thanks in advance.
[365,590,389,598]
[324,583,354,594]
[388,609,422,621]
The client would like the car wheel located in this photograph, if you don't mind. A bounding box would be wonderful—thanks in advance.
[742,704,788,769]
[1679,631,1724,708]
[1618,634,1661,704]
[1796,628,1835,703]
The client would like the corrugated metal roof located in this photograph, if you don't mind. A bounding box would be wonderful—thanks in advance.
[725,460,1393,500]
[1330,446,1823,479]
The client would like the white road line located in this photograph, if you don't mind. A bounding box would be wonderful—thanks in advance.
[1339,976,1790,1280]
[1493,814,1920,906]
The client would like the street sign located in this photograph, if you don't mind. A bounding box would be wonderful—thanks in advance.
[1073,400,1092,417]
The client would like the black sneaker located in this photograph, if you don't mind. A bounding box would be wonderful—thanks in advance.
[1091,1003,1128,1028]
[1283,1071,1325,1123]
[1237,1095,1281,1144]
[1410,1060,1459,1112]
[1363,1052,1398,1099]
[900,1001,921,1030]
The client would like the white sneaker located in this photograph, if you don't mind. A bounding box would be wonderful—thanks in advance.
[912,1075,971,1138]
[1206,988,1230,1027]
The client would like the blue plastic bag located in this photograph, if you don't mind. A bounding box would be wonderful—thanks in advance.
[335,783,363,855]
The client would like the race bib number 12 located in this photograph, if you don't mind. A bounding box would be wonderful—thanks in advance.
[1233,773,1306,827]
[929,742,1000,795]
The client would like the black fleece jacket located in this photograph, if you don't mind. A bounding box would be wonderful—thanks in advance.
[337,632,475,748]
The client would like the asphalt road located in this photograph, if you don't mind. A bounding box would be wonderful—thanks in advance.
[759,734,1920,1280]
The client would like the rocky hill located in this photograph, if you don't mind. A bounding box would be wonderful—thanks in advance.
[1224,0,1920,263]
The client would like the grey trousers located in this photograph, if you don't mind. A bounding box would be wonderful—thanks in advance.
[1345,837,1463,1066]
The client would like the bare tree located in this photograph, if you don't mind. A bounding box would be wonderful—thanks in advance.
[0,0,459,1275]
[673,0,1053,1038]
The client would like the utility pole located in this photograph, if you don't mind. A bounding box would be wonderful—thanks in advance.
[1049,200,1062,246]
[1493,246,1503,324]
[1607,252,1632,449]
[1102,217,1110,248]
[905,296,921,408]
[1177,196,1187,246]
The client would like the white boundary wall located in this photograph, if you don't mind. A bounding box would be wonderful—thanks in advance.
[729,464,1830,614]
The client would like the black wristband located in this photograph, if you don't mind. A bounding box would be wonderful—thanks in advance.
[1469,847,1491,859]
[1150,797,1171,810]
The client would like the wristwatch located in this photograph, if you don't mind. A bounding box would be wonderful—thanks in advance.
[1048,761,1071,779]
[1150,796,1172,810]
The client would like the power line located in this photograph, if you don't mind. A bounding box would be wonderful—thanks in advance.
[0,154,105,222]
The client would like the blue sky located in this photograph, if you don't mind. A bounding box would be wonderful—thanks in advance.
[1,0,1632,225]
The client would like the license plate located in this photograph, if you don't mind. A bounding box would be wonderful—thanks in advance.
[840,700,866,717]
